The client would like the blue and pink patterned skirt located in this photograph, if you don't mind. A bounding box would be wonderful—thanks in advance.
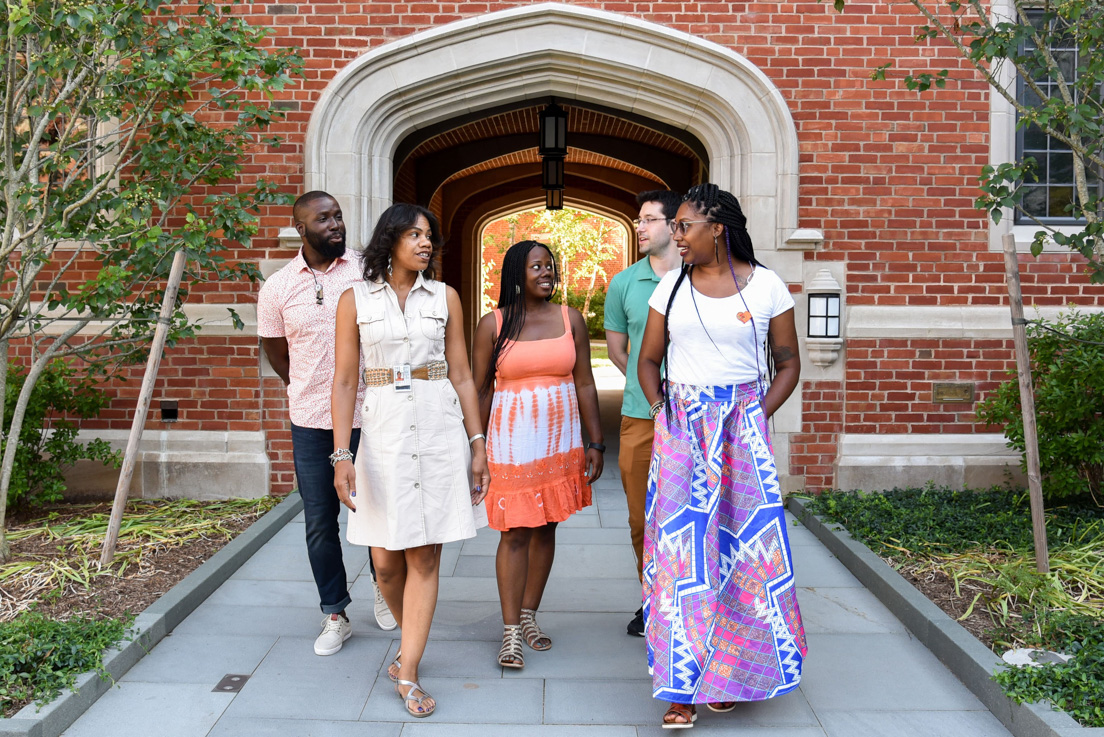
[643,381,807,704]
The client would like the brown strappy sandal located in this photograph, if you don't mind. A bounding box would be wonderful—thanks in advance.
[662,703,697,729]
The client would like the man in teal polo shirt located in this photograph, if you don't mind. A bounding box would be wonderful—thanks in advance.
[604,189,682,637]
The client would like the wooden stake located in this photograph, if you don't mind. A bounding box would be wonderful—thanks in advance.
[99,250,188,568]
[1001,233,1050,574]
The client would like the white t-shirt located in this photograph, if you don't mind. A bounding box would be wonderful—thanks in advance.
[647,266,795,387]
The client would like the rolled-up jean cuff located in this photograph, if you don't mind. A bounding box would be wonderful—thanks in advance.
[321,594,352,616]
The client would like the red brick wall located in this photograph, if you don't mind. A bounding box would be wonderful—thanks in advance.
[33,0,1100,496]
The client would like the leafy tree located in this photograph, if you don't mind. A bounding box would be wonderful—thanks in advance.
[534,208,620,317]
[0,0,302,560]
[832,0,1104,281]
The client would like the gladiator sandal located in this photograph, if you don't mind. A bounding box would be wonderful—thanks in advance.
[520,608,552,651]
[497,623,524,669]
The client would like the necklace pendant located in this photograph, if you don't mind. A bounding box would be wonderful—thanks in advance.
[315,285,324,305]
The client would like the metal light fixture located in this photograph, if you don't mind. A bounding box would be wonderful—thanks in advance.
[539,101,567,211]
[542,157,564,190]
[538,102,567,157]
[807,293,840,338]
[805,269,844,367]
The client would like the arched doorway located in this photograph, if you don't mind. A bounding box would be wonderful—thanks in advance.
[303,2,805,479]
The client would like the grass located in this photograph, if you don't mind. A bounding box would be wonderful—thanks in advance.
[803,485,1104,727]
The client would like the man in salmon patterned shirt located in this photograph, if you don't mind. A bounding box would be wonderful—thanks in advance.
[258,191,394,656]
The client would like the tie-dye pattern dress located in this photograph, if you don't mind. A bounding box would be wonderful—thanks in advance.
[484,305,592,530]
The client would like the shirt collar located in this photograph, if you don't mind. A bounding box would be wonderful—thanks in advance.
[637,257,661,281]
[294,248,354,275]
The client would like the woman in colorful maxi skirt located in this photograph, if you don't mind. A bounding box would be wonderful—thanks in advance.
[637,183,807,729]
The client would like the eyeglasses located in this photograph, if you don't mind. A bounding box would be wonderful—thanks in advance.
[632,217,670,228]
[669,219,712,236]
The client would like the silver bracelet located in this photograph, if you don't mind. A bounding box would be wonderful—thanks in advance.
[468,433,486,446]
[649,399,663,419]
[329,448,354,467]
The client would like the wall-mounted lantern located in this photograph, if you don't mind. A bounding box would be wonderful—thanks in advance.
[806,269,843,367]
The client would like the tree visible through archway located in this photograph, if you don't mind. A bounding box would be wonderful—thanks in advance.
[480,208,628,336]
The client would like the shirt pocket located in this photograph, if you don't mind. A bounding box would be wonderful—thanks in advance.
[357,310,388,345]
[419,306,446,342]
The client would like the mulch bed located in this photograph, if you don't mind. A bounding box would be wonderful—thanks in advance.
[897,564,1002,649]
[3,502,267,622]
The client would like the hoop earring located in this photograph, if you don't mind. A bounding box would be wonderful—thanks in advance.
[386,255,393,277]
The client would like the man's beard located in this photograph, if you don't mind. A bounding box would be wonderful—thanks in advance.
[306,229,346,260]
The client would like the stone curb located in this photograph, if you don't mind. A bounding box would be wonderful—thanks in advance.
[789,496,1104,737]
[0,493,304,737]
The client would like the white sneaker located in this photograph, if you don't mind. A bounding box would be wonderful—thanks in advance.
[314,613,351,656]
[372,577,397,631]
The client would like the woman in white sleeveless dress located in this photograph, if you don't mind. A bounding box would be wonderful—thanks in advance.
[331,203,489,719]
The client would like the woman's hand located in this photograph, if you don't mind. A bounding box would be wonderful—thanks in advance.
[333,460,357,512]
[585,447,604,484]
[470,446,490,505]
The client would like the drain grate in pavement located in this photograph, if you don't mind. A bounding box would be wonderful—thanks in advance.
[213,674,250,693]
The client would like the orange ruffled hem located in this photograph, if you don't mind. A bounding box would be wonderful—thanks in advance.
[486,449,592,530]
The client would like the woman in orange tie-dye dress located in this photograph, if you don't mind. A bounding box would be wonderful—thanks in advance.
[472,240,605,670]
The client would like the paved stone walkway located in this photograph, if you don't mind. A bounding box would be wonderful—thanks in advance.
[63,383,1014,736]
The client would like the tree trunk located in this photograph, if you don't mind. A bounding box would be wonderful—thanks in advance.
[0,338,7,561]
[581,266,599,322]
[0,350,55,562]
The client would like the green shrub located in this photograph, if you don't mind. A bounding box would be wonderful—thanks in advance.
[977,310,1104,503]
[0,611,129,716]
[3,360,120,509]
[994,611,1104,728]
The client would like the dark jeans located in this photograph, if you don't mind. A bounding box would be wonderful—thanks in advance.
[291,424,361,614]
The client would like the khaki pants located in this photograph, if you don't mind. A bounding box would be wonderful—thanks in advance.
[618,416,654,581]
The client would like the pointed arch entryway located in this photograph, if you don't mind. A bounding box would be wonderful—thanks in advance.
[302,2,806,481]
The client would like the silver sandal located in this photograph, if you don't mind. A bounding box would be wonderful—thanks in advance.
[387,650,401,682]
[395,678,435,718]
[498,623,524,668]
[520,608,551,651]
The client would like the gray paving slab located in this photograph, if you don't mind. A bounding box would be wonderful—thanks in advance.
[499,613,649,680]
[819,710,1015,737]
[791,547,863,588]
[221,636,386,721]
[60,683,234,737]
[797,586,907,635]
[120,633,278,684]
[208,717,401,737]
[798,633,992,712]
[231,540,372,582]
[378,638,505,680]
[558,512,602,528]
[360,676,545,723]
[436,575,643,612]
[637,726,827,736]
[171,601,325,637]
[400,726,637,737]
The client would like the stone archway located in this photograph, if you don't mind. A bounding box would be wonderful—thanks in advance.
[303,2,806,482]
[304,2,801,258]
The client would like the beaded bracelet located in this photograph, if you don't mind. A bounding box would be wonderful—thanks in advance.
[649,399,664,419]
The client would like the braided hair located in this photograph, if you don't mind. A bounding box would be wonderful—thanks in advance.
[478,240,560,399]
[660,183,771,414]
